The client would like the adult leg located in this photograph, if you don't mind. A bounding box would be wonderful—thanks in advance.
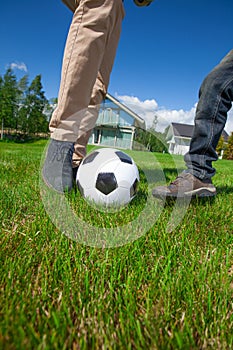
[49,0,123,142]
[153,50,233,198]
[184,49,233,180]
[72,0,125,167]
[43,0,123,192]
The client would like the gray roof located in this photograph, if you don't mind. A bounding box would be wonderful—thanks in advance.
[171,122,229,141]
[171,122,194,138]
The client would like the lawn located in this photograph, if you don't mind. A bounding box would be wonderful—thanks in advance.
[1,140,233,349]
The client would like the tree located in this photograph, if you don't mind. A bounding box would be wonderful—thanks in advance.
[223,132,233,160]
[0,68,55,138]
[0,68,19,133]
[0,75,3,139]
[43,97,57,124]
[216,135,225,157]
[147,128,168,153]
[134,127,168,153]
[21,75,49,134]
[16,75,29,131]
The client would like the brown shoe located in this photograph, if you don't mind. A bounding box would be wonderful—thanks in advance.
[152,172,216,199]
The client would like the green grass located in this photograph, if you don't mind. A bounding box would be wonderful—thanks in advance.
[1,140,233,349]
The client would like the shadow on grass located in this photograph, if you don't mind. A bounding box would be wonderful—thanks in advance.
[139,167,185,184]
[216,185,233,195]
[0,135,49,144]
[161,195,216,208]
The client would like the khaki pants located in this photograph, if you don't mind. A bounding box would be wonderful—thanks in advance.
[50,0,125,166]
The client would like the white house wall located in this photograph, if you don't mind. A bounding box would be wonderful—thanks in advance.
[169,137,190,155]
[174,144,189,155]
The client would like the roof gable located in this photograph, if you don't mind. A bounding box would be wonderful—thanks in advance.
[171,122,194,138]
[170,122,229,141]
[104,93,146,129]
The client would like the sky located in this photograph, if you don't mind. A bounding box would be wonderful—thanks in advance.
[1,0,233,133]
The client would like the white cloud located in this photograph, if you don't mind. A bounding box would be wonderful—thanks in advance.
[156,105,196,132]
[116,93,159,128]
[116,93,196,131]
[116,94,158,111]
[116,93,233,135]
[10,62,28,72]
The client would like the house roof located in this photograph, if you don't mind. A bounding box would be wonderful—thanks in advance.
[106,93,146,129]
[171,122,194,138]
[170,122,229,141]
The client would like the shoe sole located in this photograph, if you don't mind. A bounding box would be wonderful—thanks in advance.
[152,187,216,199]
[184,187,216,198]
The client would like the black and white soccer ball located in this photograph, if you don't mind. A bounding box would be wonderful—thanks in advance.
[76,148,140,209]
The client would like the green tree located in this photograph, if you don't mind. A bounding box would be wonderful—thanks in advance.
[216,135,225,157]
[147,128,168,152]
[223,132,233,160]
[16,75,29,131]
[43,97,57,125]
[21,75,49,134]
[134,127,168,153]
[0,68,18,132]
[0,75,3,139]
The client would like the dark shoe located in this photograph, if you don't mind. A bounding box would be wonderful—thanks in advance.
[42,139,74,193]
[152,172,216,199]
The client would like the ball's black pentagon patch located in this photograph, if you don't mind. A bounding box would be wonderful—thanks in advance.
[83,151,99,165]
[130,178,139,198]
[96,172,118,195]
[115,151,132,164]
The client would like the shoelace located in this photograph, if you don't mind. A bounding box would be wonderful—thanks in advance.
[169,173,190,186]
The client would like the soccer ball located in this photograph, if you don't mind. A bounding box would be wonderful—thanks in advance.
[76,148,140,209]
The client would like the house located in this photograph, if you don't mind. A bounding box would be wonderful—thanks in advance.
[88,93,145,150]
[166,122,229,155]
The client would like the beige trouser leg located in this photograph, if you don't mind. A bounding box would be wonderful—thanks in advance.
[49,0,125,166]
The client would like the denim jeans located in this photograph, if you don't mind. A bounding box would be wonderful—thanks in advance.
[184,49,233,180]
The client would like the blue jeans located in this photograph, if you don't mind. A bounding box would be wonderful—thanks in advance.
[184,49,233,180]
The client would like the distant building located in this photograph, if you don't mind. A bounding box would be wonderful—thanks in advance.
[166,122,229,155]
[88,93,145,150]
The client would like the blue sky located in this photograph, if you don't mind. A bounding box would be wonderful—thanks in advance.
[1,0,233,132]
